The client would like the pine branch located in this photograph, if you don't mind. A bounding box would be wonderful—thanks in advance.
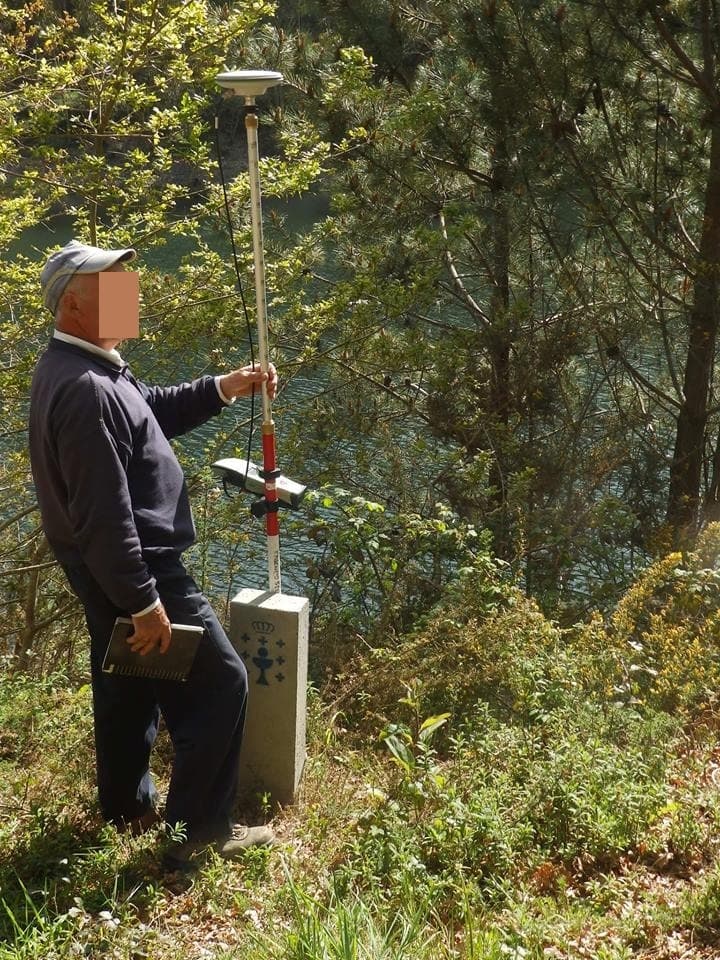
[438,210,490,328]
[650,7,717,103]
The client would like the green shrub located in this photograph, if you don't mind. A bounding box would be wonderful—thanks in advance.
[577,524,720,717]
[679,858,720,942]
[330,568,561,735]
[301,489,499,653]
[332,692,676,922]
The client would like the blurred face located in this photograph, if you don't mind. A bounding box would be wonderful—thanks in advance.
[57,263,140,345]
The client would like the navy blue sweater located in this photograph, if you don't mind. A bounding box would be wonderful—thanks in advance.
[29,338,226,613]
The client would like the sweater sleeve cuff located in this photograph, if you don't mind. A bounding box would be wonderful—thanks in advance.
[132,597,161,618]
[215,376,235,405]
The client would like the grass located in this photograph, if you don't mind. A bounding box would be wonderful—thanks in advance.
[4,547,720,958]
[0,683,713,960]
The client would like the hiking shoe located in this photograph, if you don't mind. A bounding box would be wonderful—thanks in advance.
[217,823,275,859]
[163,823,275,872]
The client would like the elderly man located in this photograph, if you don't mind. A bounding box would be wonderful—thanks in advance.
[29,240,276,869]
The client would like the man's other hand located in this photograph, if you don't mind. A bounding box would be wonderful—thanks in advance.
[129,603,172,655]
[219,362,278,401]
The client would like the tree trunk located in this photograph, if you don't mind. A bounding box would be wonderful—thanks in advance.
[668,114,720,537]
[483,83,513,556]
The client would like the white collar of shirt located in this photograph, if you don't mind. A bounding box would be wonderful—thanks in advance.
[53,330,125,368]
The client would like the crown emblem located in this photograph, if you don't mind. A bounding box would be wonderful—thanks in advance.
[252,620,275,634]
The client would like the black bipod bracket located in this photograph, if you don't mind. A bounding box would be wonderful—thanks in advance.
[259,467,282,482]
[250,497,282,520]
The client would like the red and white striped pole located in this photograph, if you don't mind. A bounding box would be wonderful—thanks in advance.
[216,70,284,593]
[245,104,281,593]
[218,72,310,805]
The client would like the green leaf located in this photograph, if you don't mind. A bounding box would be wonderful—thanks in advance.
[418,713,451,743]
[382,734,414,772]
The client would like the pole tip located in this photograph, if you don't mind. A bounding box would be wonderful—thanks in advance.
[216,70,283,99]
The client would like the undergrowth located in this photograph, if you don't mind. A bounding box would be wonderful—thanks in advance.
[4,529,720,957]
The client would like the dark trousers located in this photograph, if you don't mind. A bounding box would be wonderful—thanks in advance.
[62,555,248,842]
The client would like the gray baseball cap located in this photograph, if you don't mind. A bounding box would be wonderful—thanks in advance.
[40,239,137,315]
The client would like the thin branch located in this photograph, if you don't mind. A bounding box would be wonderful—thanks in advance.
[363,150,439,208]
[438,210,490,327]
[700,0,716,87]
[141,293,237,321]
[21,601,78,639]
[330,356,432,424]
[0,503,38,536]
[651,8,717,102]
[594,77,628,178]
[657,304,684,401]
[602,5,712,93]
[671,208,701,256]
[0,165,95,203]
[563,139,687,295]
[0,524,46,560]
[418,150,493,188]
[398,4,441,26]
[614,351,682,410]
[406,310,459,332]
[0,560,57,576]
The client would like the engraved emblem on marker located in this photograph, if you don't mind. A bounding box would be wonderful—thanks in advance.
[244,620,289,684]
[253,646,274,686]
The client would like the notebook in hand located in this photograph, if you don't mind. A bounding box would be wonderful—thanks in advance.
[102,617,203,681]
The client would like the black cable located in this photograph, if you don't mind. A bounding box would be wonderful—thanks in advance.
[214,112,255,489]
